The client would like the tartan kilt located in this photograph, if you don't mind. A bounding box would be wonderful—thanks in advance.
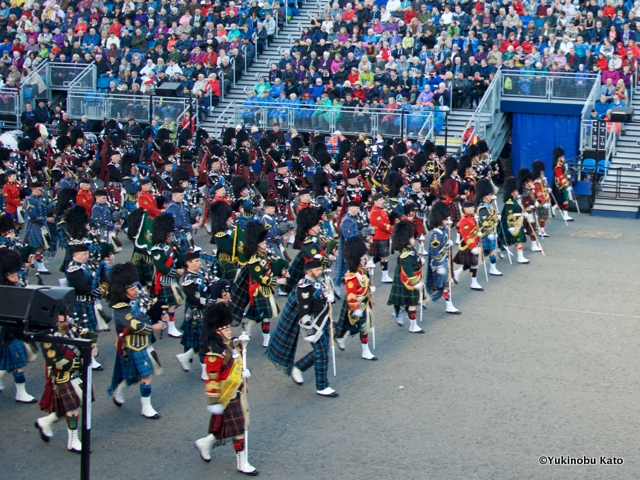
[283,253,305,294]
[387,263,420,306]
[230,267,250,326]
[426,264,448,296]
[209,395,245,439]
[368,239,389,258]
[502,228,526,246]
[180,311,203,350]
[220,262,238,283]
[0,338,27,371]
[175,230,190,255]
[135,261,155,286]
[74,302,97,332]
[246,294,278,322]
[334,300,367,338]
[537,206,549,222]
[481,234,497,252]
[123,199,137,213]
[447,201,462,225]
[156,284,178,307]
[24,223,45,249]
[53,380,82,415]
[113,348,154,382]
[453,248,477,267]
[266,290,300,375]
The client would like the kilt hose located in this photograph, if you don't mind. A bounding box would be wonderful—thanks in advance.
[108,348,154,395]
[368,239,389,259]
[294,320,330,391]
[0,338,27,371]
[209,394,246,439]
[387,263,420,307]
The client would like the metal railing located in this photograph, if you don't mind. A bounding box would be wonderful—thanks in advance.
[48,62,96,91]
[595,165,640,201]
[66,63,97,92]
[579,72,603,151]
[463,67,502,148]
[19,60,50,115]
[0,88,20,129]
[501,71,599,102]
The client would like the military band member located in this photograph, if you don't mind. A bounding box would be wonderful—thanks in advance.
[166,186,199,254]
[137,179,165,219]
[65,243,103,371]
[517,168,543,253]
[532,160,551,237]
[501,177,530,264]
[108,262,166,419]
[193,303,257,475]
[151,213,185,338]
[210,201,246,282]
[76,178,94,215]
[440,157,464,245]
[35,312,94,453]
[387,220,425,334]
[368,194,394,284]
[260,200,286,260]
[23,181,52,274]
[0,249,37,403]
[2,169,22,226]
[91,189,119,241]
[475,178,502,276]
[452,202,484,291]
[551,146,574,222]
[426,202,460,314]
[127,208,155,291]
[333,201,361,298]
[274,162,295,218]
[231,176,258,229]
[335,236,377,360]
[122,154,141,213]
[106,150,123,204]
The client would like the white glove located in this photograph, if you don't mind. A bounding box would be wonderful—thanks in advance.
[447,239,453,246]
[497,214,502,220]
[413,282,424,291]
[365,258,376,269]
[207,404,225,415]
[487,233,496,240]
[508,227,516,234]
[471,247,480,255]
[369,286,376,293]
[352,309,363,317]
[567,185,573,194]
[242,368,251,379]
[237,333,250,344]
[436,267,446,275]
[526,213,535,223]
[542,203,549,209]
[326,293,335,303]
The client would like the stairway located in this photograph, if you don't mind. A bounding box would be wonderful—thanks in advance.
[200,4,320,134]
[592,85,640,218]
[436,108,473,155]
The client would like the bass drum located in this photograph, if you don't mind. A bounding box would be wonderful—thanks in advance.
[0,130,23,151]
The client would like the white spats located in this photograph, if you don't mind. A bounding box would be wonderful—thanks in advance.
[195,434,215,462]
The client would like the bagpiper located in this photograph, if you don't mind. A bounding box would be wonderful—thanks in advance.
[551,146,574,222]
[193,303,257,475]
[23,181,52,275]
[452,202,484,291]
[335,235,377,361]
[501,177,530,264]
[517,168,543,253]
[368,194,394,284]
[531,160,551,238]
[387,220,425,334]
[209,201,246,282]
[166,186,198,254]
[127,208,155,291]
[475,178,503,277]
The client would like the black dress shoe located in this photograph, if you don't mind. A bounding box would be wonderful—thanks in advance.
[16,397,37,404]
[91,365,104,371]
[362,356,378,361]
[317,390,339,398]
[112,396,123,407]
[142,412,161,419]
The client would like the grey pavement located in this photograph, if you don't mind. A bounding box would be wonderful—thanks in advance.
[1,213,639,480]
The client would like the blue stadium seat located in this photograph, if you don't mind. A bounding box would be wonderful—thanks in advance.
[582,158,596,173]
[597,160,611,175]
[96,75,111,90]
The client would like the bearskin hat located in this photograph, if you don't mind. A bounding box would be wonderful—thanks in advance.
[127,208,145,241]
[385,171,404,198]
[391,220,415,251]
[441,156,458,182]
[395,140,408,155]
[0,213,15,235]
[517,168,533,191]
[338,138,352,161]
[295,207,322,243]
[160,142,176,159]
[243,221,268,259]
[209,201,233,235]
[152,213,175,244]
[172,168,191,187]
[313,169,330,197]
[313,137,328,153]
[0,147,10,162]
[64,205,89,238]
[56,135,72,151]
[423,140,436,155]
[105,119,119,132]
[428,201,450,230]
[121,153,138,176]
[344,235,368,273]
[231,175,248,197]
[26,126,42,141]
[258,137,271,152]
[553,146,564,158]
[18,137,34,152]
[503,177,519,203]
[474,178,495,204]
[208,141,224,159]
[316,150,332,166]
[435,145,447,158]
[108,262,140,307]
[457,154,472,177]
[70,126,85,144]
[156,128,171,143]
[468,144,480,158]
[141,126,155,140]
[412,152,427,173]
[222,127,236,146]
[291,135,304,156]
[403,202,417,215]
[354,148,369,164]
[0,248,22,285]
[236,128,249,144]
[390,155,406,172]
[202,303,235,351]
[269,148,282,163]
[477,140,489,154]
[55,187,78,217]
[381,143,394,161]
[532,160,546,180]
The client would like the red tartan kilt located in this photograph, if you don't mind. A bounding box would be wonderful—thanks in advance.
[209,395,245,439]
[447,201,461,224]
[183,163,195,178]
[53,380,82,415]
[107,187,122,203]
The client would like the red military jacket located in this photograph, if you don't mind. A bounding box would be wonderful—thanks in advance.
[76,190,94,215]
[138,191,163,219]
[2,182,21,215]
[441,176,459,205]
[369,205,393,241]
[459,214,479,251]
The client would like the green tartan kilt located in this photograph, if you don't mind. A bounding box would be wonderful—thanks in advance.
[220,262,238,282]
[537,205,549,222]
[283,253,305,293]
[246,294,278,321]
[502,227,526,246]
[387,263,420,307]
[135,262,155,285]
[156,284,177,307]
[335,300,368,338]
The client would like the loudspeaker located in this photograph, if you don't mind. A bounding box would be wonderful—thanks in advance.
[610,107,633,123]
[155,83,182,97]
[0,286,75,331]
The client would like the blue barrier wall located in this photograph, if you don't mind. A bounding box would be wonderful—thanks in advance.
[511,113,581,175]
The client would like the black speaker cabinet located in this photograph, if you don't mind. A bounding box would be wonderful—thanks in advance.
[155,82,182,97]
[610,106,633,123]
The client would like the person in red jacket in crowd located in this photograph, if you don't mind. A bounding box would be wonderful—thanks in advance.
[368,193,394,284]
[75,178,94,215]
[2,170,22,225]
[500,32,520,53]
